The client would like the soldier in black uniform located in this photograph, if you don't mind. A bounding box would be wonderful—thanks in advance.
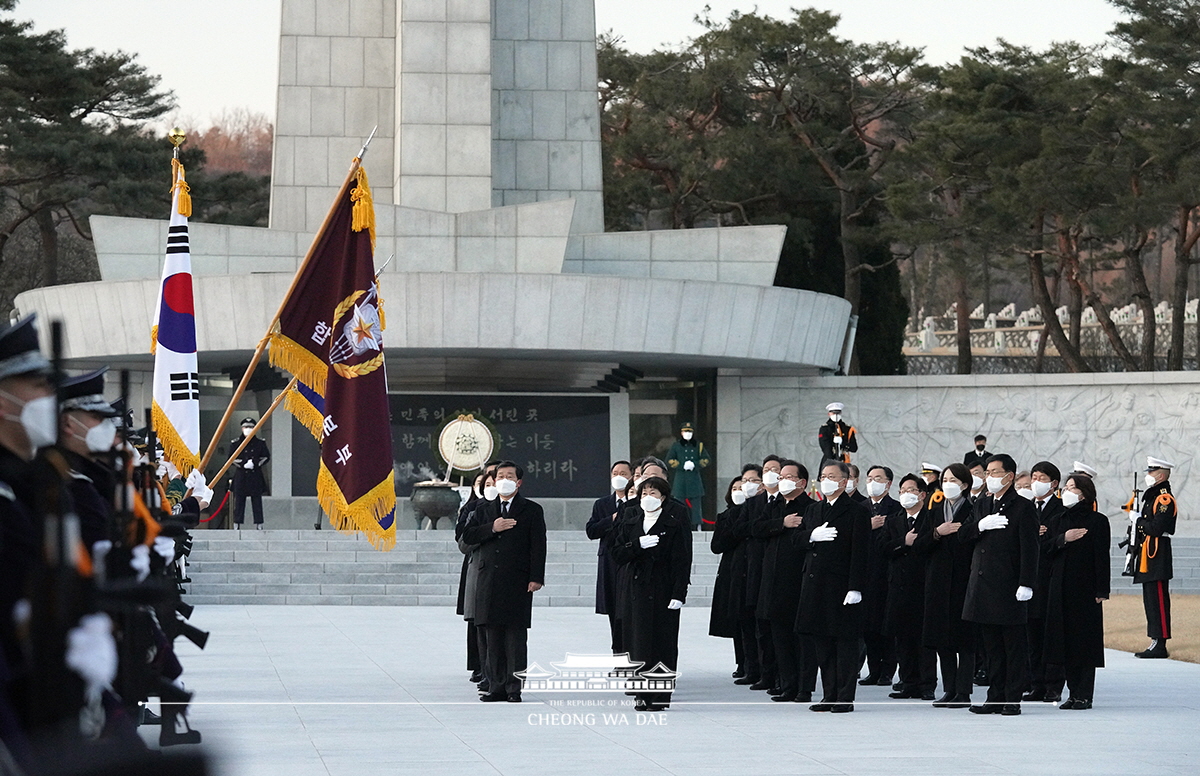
[818,402,857,465]
[231,416,270,529]
[962,435,990,469]
[57,368,120,549]
[1132,456,1177,659]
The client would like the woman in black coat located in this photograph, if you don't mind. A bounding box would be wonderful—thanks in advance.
[611,476,693,712]
[1044,473,1110,710]
[708,478,746,674]
[456,471,490,683]
[913,462,976,708]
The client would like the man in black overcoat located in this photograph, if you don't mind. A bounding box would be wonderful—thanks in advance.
[231,416,270,529]
[1025,460,1065,702]
[860,465,900,686]
[744,455,783,692]
[753,460,813,702]
[958,453,1039,715]
[795,461,871,713]
[463,461,547,702]
[586,460,633,654]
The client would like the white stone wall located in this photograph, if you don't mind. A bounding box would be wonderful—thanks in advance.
[717,372,1200,529]
[491,0,604,234]
[272,0,398,233]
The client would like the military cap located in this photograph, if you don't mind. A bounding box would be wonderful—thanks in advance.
[0,314,51,382]
[60,367,119,416]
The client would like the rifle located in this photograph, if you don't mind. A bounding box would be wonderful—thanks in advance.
[1119,470,1141,576]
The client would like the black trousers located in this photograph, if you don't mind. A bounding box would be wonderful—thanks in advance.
[813,635,860,704]
[756,618,777,684]
[1026,616,1064,695]
[937,648,974,697]
[483,624,527,698]
[466,620,480,672]
[894,631,937,694]
[738,612,760,678]
[627,609,680,706]
[234,492,264,524]
[979,623,1028,705]
[1063,664,1096,701]
[769,615,801,695]
[799,634,819,694]
[607,612,624,655]
[862,629,896,682]
[1143,580,1172,640]
[733,627,745,670]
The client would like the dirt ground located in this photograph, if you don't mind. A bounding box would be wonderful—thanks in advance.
[1105,592,1199,664]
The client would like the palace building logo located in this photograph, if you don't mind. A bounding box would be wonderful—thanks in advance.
[516,653,677,693]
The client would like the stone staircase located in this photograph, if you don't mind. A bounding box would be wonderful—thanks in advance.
[183,529,721,607]
[182,531,1200,606]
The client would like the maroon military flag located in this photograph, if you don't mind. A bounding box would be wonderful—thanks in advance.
[269,164,396,550]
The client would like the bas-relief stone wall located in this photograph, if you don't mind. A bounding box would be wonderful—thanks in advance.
[728,374,1199,523]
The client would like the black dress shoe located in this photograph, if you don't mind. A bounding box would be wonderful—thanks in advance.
[1022,689,1045,702]
[748,679,773,691]
[876,677,893,686]
[830,703,854,713]
[1060,698,1092,710]
[794,691,813,703]
[1135,639,1170,659]
[974,669,990,686]
[480,693,508,702]
[920,692,936,701]
[733,668,746,679]
[1042,694,1061,704]
[772,692,797,702]
[888,689,913,699]
[469,671,483,683]
[506,694,521,702]
[969,704,1000,714]
[1001,704,1021,716]
[734,674,760,685]
[634,699,647,711]
[809,702,833,712]
[946,694,972,708]
[932,693,953,708]
[858,674,880,686]
[892,682,905,692]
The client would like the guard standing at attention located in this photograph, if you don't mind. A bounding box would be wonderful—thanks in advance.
[666,422,709,530]
[1131,456,1177,659]
[231,416,270,529]
[818,402,857,465]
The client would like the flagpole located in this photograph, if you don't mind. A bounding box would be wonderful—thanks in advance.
[209,375,299,487]
[198,130,376,472]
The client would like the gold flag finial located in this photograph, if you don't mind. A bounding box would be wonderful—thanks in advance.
[168,128,186,148]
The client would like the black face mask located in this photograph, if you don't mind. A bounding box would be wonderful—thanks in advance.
[976,445,986,452]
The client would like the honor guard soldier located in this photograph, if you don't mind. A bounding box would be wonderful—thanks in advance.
[818,402,857,464]
[231,417,270,529]
[57,368,121,549]
[666,422,709,530]
[1131,456,1177,659]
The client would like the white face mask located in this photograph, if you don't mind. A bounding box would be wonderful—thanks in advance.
[5,393,58,451]
[819,478,839,496]
[84,418,117,453]
[1061,490,1081,508]
[941,481,963,500]
[1031,480,1054,499]
[1144,473,1157,489]
[681,431,693,440]
[242,426,254,437]
[829,413,841,423]
[778,479,797,495]
[1017,487,1035,500]
[731,490,747,506]
[483,485,499,500]
[986,475,1006,494]
[611,475,630,492]
[741,481,760,498]
[496,479,518,496]
[866,480,887,498]
[640,495,662,513]
[845,478,857,494]
[899,492,921,510]
[971,475,984,491]
[762,470,780,487]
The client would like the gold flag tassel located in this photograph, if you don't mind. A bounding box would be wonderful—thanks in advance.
[350,165,376,250]
[317,462,396,551]
[151,399,200,476]
[171,158,193,217]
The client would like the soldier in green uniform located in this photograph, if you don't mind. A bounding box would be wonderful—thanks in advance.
[666,422,709,531]
[1131,456,1177,659]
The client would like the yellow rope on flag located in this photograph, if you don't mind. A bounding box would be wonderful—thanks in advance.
[316,460,396,551]
[151,399,199,476]
[171,158,193,217]
[150,324,158,355]
[350,166,376,250]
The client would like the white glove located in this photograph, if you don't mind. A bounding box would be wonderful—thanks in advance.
[810,522,837,542]
[244,460,254,470]
[155,461,169,479]
[833,435,842,445]
[639,535,660,549]
[843,590,862,605]
[1128,510,1138,524]
[65,613,117,699]
[667,599,683,610]
[1016,586,1033,602]
[185,469,205,490]
[684,461,695,471]
[130,544,151,582]
[153,536,177,562]
[978,513,1008,531]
